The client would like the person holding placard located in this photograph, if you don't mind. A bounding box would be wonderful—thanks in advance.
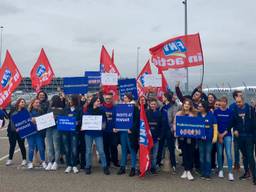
[115,93,140,177]
[45,95,66,171]
[62,95,82,174]
[173,99,196,181]
[83,96,110,175]
[27,98,47,169]
[6,98,27,166]
[197,101,218,180]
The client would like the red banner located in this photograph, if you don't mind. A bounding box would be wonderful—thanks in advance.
[100,46,120,76]
[30,48,55,92]
[150,33,204,71]
[0,50,22,108]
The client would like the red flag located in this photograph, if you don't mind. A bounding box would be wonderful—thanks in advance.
[136,60,152,96]
[30,48,55,92]
[111,49,114,64]
[139,104,153,177]
[156,69,169,100]
[100,46,120,76]
[150,33,204,71]
[0,50,22,109]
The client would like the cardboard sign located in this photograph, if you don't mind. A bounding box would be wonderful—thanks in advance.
[115,104,134,131]
[101,73,118,86]
[144,74,162,87]
[35,112,56,131]
[81,115,102,131]
[118,78,138,100]
[57,116,76,132]
[63,77,88,94]
[11,109,37,139]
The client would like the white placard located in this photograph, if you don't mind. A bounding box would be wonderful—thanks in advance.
[35,112,56,131]
[144,74,162,87]
[81,115,102,131]
[101,73,118,85]
[0,119,3,127]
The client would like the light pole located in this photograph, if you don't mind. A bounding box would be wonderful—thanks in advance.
[0,26,3,66]
[136,46,140,77]
[182,0,189,93]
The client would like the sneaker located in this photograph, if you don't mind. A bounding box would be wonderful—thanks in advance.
[51,162,58,171]
[103,167,110,175]
[85,167,91,175]
[172,166,176,175]
[129,168,136,177]
[73,166,79,174]
[42,162,47,169]
[45,162,52,171]
[181,171,187,179]
[239,172,251,180]
[27,162,33,169]
[218,170,224,178]
[117,166,126,175]
[21,160,27,166]
[65,166,72,173]
[187,171,194,181]
[6,159,12,166]
[204,175,211,181]
[200,175,205,180]
[228,173,234,181]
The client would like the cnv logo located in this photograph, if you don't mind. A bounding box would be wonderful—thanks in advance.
[1,69,12,88]
[163,39,187,57]
[140,72,149,86]
[36,64,47,77]
[139,121,148,145]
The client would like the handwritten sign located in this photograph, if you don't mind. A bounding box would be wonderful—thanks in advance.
[81,115,102,131]
[144,74,162,87]
[101,73,118,86]
[35,112,56,131]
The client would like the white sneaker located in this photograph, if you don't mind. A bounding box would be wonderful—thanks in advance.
[187,171,194,181]
[51,162,58,170]
[65,166,72,173]
[21,160,27,166]
[45,162,52,171]
[73,166,79,174]
[41,162,47,169]
[27,162,33,169]
[228,173,234,181]
[181,171,187,179]
[6,159,12,166]
[218,170,224,178]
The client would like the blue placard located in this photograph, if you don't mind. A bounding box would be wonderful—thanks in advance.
[11,109,37,139]
[85,71,101,92]
[176,116,206,139]
[118,78,138,100]
[57,116,76,132]
[63,77,88,94]
[115,104,134,131]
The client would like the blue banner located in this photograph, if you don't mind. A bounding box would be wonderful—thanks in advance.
[118,78,138,100]
[115,104,134,131]
[11,109,37,139]
[63,77,88,94]
[176,116,205,139]
[57,116,76,132]
[85,71,101,92]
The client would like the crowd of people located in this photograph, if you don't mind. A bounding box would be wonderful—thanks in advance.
[1,82,256,185]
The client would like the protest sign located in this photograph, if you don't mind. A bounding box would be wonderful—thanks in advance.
[81,115,102,131]
[118,78,138,100]
[63,77,88,94]
[35,112,56,131]
[85,71,101,92]
[57,116,76,132]
[101,73,118,86]
[115,104,134,131]
[144,74,162,87]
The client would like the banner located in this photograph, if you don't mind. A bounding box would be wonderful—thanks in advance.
[81,115,102,131]
[150,33,204,70]
[11,109,37,139]
[144,74,162,87]
[0,50,22,109]
[175,116,206,139]
[139,104,153,177]
[85,71,101,92]
[100,46,120,75]
[35,112,56,131]
[118,78,138,100]
[30,48,55,92]
[101,73,118,86]
[115,104,134,131]
[63,77,88,94]
[57,116,76,132]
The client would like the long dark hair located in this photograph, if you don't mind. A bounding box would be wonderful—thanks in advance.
[51,95,63,108]
[15,98,26,111]
[88,96,100,110]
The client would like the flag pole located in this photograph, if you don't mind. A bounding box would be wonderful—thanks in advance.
[0,26,4,66]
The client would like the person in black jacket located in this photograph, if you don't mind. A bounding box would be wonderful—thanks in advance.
[232,96,256,185]
[146,98,162,174]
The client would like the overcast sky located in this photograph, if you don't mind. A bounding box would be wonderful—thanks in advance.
[0,0,255,89]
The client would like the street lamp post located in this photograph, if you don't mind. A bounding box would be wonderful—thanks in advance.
[136,46,140,77]
[0,26,3,66]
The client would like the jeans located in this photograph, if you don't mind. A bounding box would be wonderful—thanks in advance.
[103,132,119,166]
[157,129,176,167]
[8,131,26,160]
[62,132,78,167]
[234,136,240,165]
[199,140,212,177]
[78,131,86,168]
[85,135,107,168]
[46,127,61,163]
[27,133,45,162]
[120,132,137,168]
[182,138,195,171]
[217,136,233,173]
[151,142,159,169]
[238,136,256,179]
